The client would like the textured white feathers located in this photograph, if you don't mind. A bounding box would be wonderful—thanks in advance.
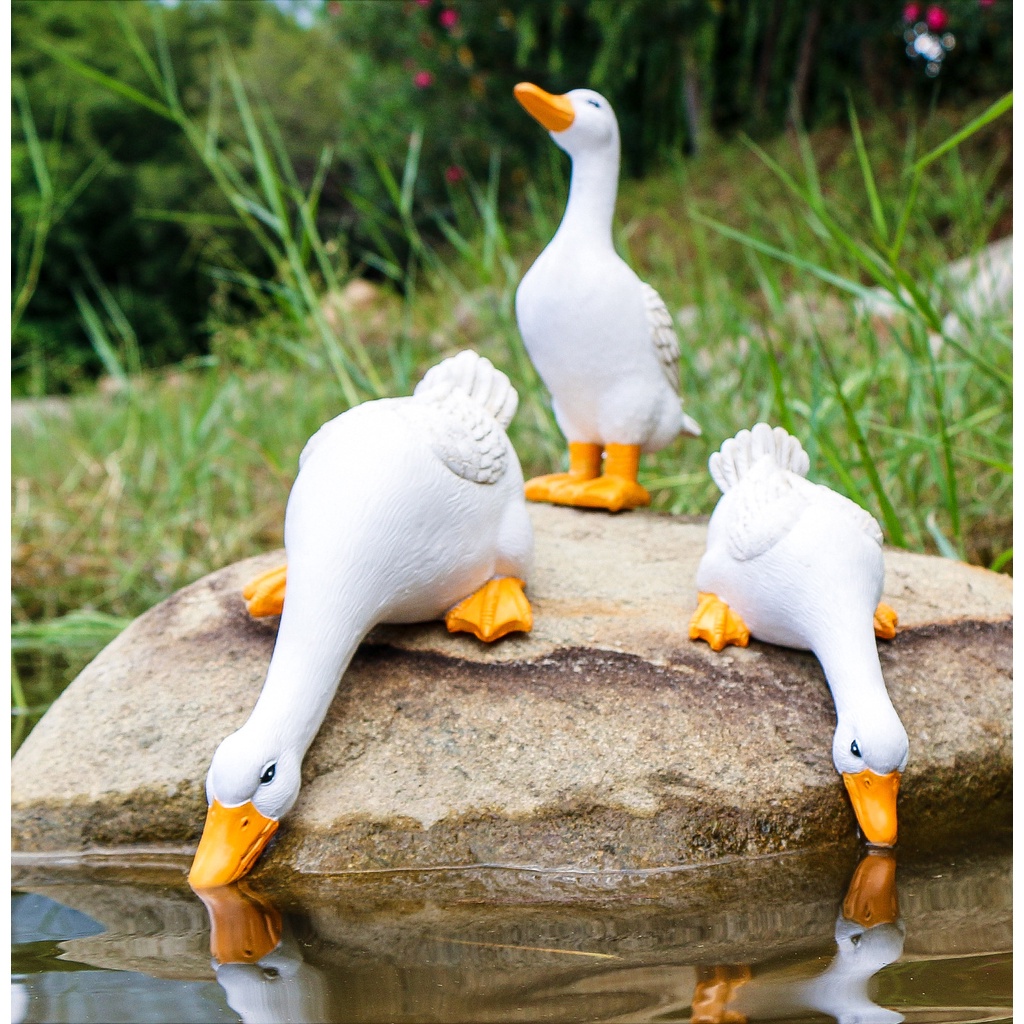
[641,282,680,390]
[642,282,701,438]
[712,423,883,561]
[710,422,810,494]
[415,349,518,428]
[298,351,518,486]
[410,350,517,485]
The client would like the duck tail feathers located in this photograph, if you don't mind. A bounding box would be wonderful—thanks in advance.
[709,422,809,493]
[414,350,519,428]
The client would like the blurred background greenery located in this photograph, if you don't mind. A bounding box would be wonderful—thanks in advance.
[11,0,1012,748]
[12,0,1011,394]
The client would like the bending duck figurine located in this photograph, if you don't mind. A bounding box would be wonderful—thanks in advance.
[189,351,534,888]
[513,82,701,512]
[689,423,907,847]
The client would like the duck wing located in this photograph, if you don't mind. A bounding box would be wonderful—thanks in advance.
[403,385,509,484]
[641,282,679,391]
[725,459,811,561]
[728,465,883,561]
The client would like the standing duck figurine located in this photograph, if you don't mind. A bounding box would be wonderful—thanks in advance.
[513,82,701,511]
[689,424,908,847]
[189,351,534,888]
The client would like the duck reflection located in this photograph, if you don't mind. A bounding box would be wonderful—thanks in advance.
[193,883,330,1024]
[689,849,904,1024]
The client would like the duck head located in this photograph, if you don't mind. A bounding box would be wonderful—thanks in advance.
[514,83,620,160]
[189,726,302,888]
[832,714,908,848]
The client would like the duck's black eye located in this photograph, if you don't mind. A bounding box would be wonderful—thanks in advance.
[850,741,862,758]
[259,763,276,785]
[586,99,601,108]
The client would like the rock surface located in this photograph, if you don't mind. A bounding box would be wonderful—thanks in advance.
[11,505,1012,881]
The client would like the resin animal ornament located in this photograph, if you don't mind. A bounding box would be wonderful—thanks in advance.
[189,351,534,888]
[513,82,701,511]
[689,424,907,847]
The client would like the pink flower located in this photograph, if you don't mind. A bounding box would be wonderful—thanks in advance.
[902,3,922,21]
[439,8,459,29]
[416,0,430,6]
[925,4,948,31]
[978,0,994,7]
[413,70,435,89]
[444,165,464,184]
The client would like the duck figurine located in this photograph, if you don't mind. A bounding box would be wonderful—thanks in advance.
[189,351,534,888]
[689,423,907,847]
[689,852,904,1024]
[512,82,701,512]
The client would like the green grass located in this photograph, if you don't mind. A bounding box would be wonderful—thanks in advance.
[11,85,1012,750]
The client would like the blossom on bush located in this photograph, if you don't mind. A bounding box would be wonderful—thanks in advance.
[439,9,459,30]
[444,164,464,184]
[413,70,435,89]
[924,4,949,30]
[902,3,922,21]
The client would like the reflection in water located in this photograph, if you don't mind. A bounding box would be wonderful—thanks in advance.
[795,851,905,1024]
[12,843,1011,1024]
[195,851,906,1024]
[801,851,905,1024]
[194,884,330,1024]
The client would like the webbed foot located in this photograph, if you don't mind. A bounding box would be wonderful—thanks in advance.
[689,592,751,651]
[873,602,898,640]
[243,564,287,618]
[525,441,601,505]
[525,443,650,511]
[446,577,533,642]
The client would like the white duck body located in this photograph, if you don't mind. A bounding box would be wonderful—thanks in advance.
[515,87,695,452]
[189,352,532,887]
[250,391,530,752]
[694,424,908,845]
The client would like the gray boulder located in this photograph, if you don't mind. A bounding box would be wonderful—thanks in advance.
[11,505,1011,881]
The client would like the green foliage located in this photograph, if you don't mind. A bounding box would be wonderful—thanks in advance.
[12,0,1012,394]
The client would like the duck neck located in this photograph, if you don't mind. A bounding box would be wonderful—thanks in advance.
[555,145,619,249]
[815,624,892,721]
[246,603,375,756]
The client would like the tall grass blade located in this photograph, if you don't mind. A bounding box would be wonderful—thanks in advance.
[911,91,1012,173]
[812,331,907,547]
[73,288,128,386]
[847,97,888,245]
[34,38,174,120]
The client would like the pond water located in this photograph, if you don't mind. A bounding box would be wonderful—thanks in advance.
[12,837,1010,1024]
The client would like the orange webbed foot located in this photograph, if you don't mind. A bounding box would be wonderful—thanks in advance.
[243,564,287,618]
[445,577,533,642]
[689,592,751,651]
[873,602,898,640]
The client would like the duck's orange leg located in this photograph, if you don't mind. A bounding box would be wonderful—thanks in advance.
[526,443,650,512]
[524,442,602,504]
[243,564,287,618]
[445,577,533,642]
[873,602,898,640]
[689,592,750,651]
[569,444,651,511]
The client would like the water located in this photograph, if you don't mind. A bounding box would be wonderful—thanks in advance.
[12,840,1010,1024]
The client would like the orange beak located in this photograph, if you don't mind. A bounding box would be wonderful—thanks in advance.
[192,882,283,964]
[188,800,279,888]
[514,82,575,133]
[842,850,899,927]
[842,769,901,847]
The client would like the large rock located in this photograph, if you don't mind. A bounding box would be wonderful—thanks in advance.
[11,506,1011,881]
